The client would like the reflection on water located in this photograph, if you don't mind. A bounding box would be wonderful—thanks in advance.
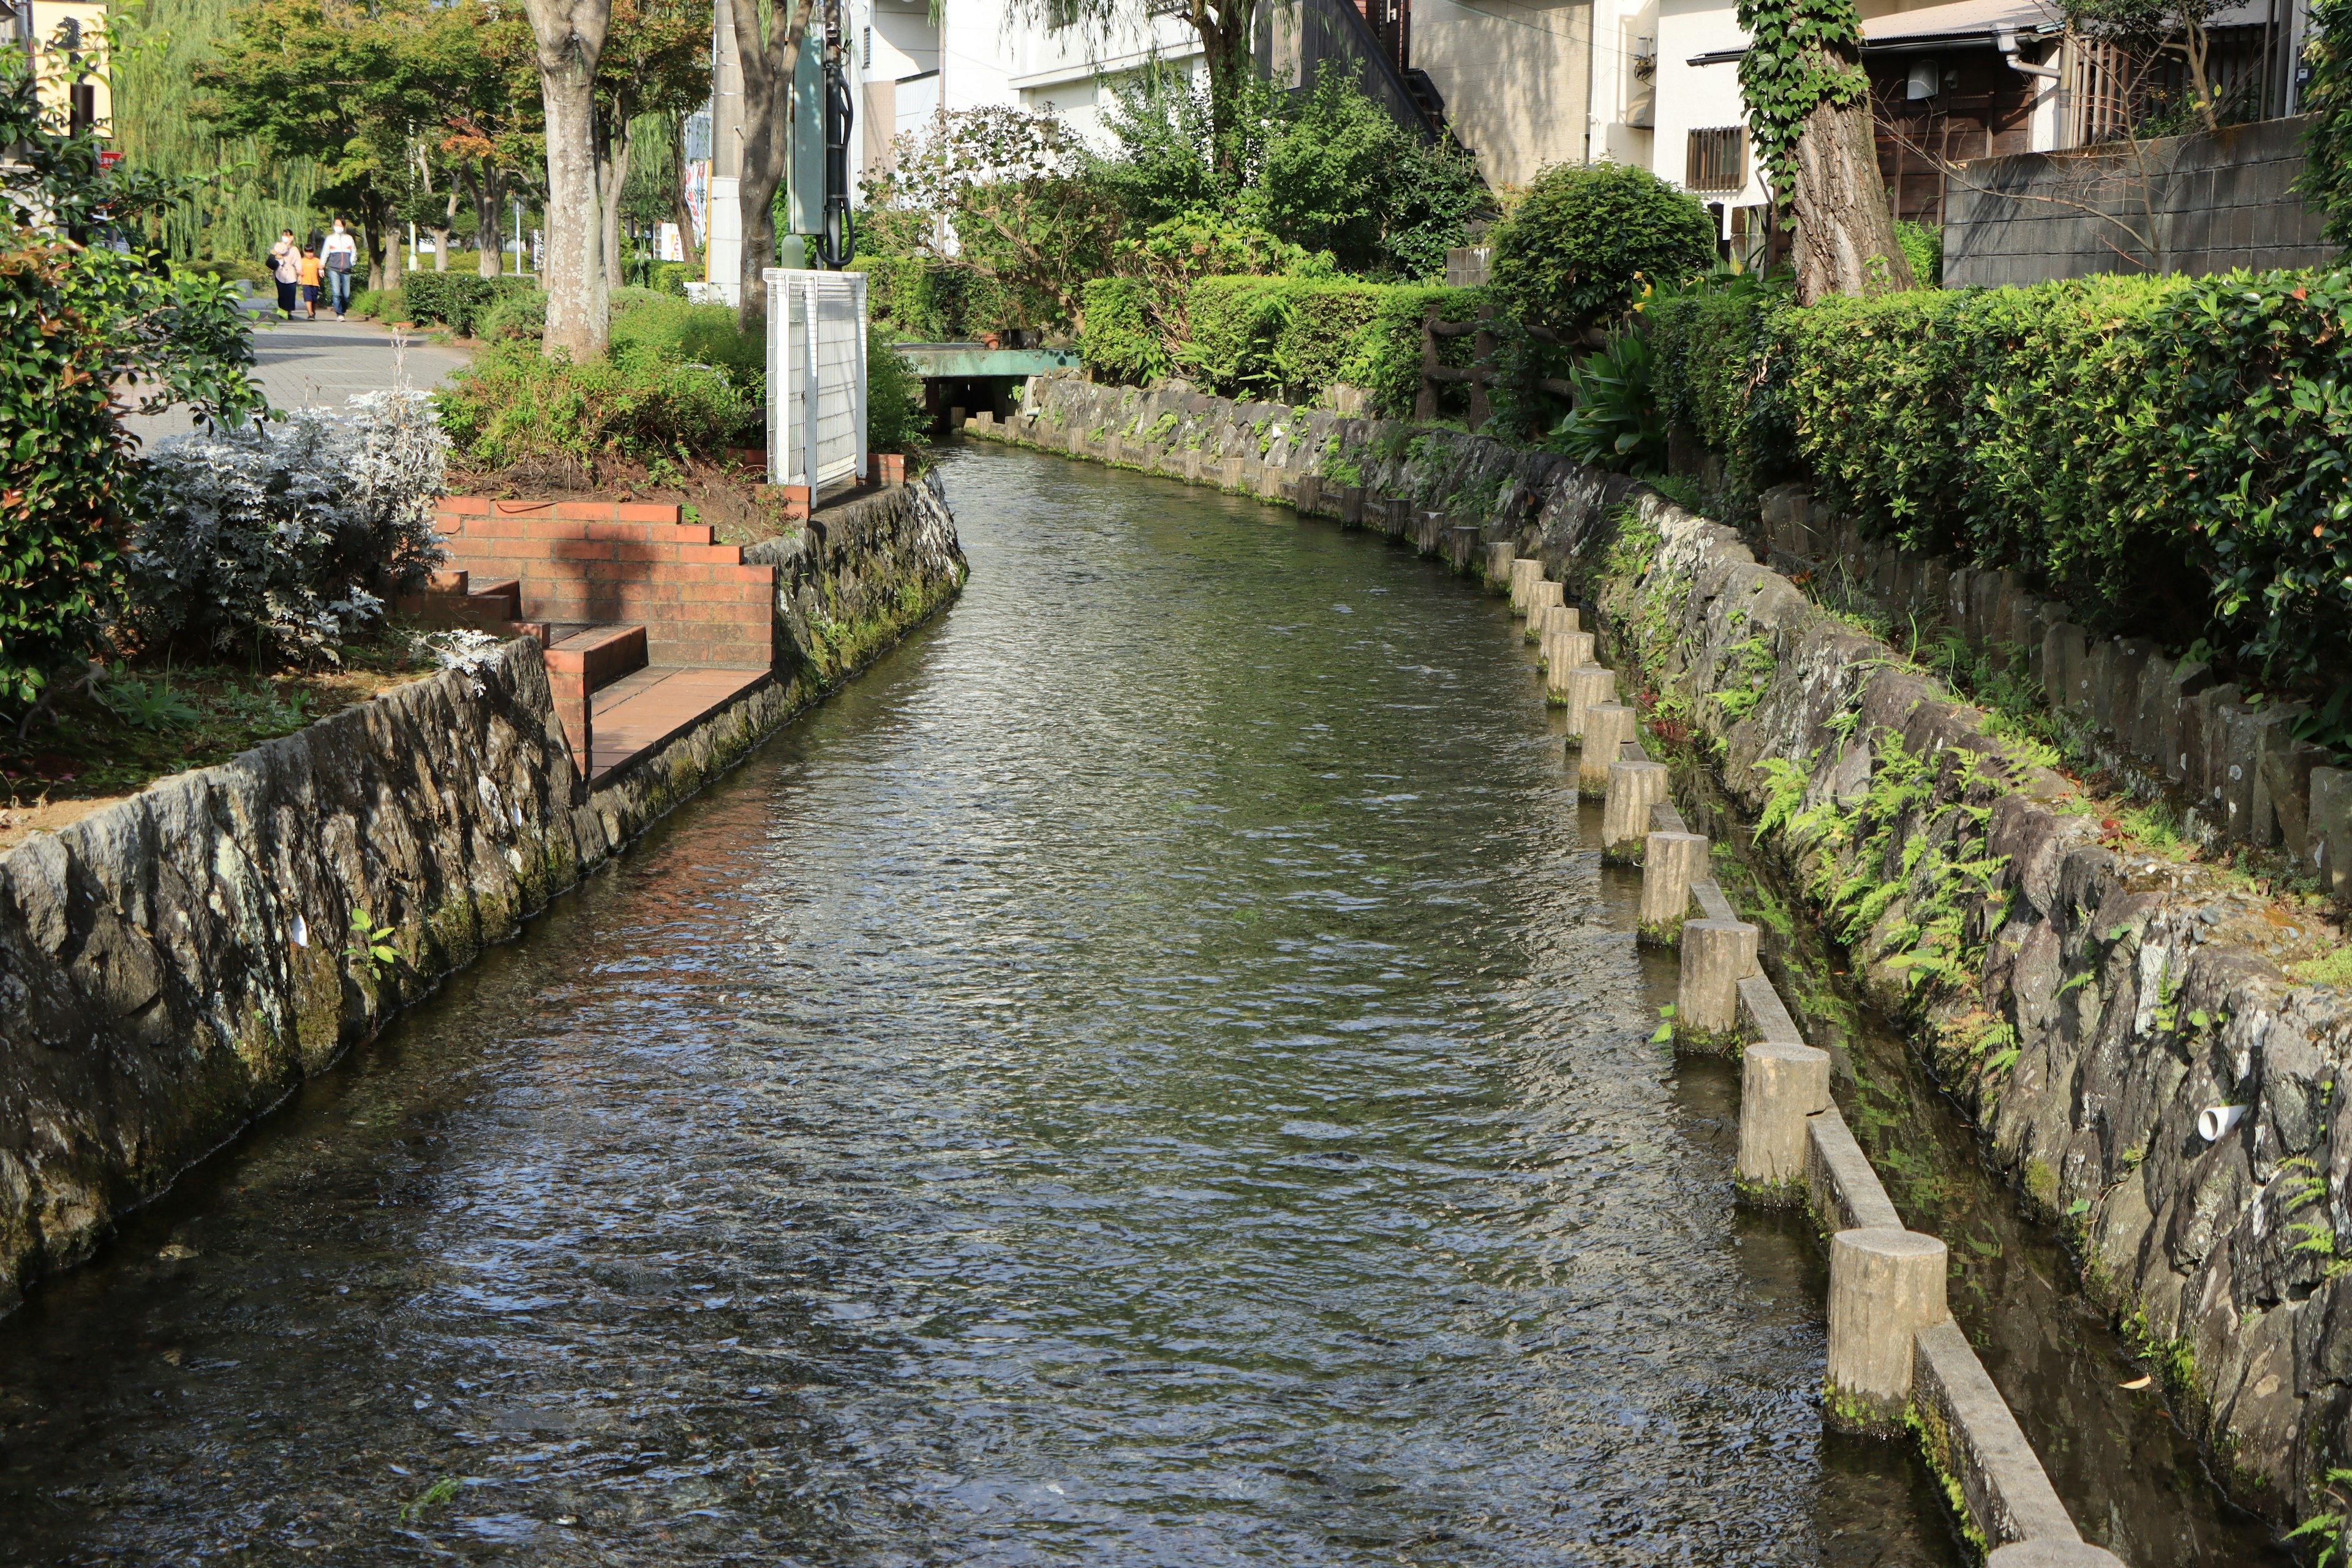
[0,447,1960,1564]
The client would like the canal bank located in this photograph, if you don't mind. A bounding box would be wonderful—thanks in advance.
[0,477,965,1316]
[971,383,2326,1564]
[4,447,1974,1564]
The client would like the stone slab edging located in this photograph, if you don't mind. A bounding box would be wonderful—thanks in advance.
[976,375,2352,1540]
[972,391,2122,1562]
[0,478,967,1314]
[1751,484,2352,894]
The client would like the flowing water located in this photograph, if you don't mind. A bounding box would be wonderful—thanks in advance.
[0,447,2247,1565]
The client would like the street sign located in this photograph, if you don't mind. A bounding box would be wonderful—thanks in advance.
[97,150,123,169]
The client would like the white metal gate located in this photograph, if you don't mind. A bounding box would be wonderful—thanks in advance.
[764,267,869,491]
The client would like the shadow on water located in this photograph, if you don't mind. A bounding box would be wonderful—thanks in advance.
[0,445,2074,1564]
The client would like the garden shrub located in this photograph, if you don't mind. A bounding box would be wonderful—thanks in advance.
[402,273,537,336]
[646,260,695,297]
[1343,284,1482,418]
[432,339,761,470]
[475,288,546,342]
[606,295,763,384]
[1488,162,1716,330]
[1894,221,1944,288]
[1648,267,2352,679]
[1080,276,1169,385]
[868,326,928,454]
[129,392,448,662]
[0,241,132,704]
[1174,276,1467,407]
[350,287,405,322]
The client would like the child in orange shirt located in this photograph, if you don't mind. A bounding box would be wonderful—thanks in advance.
[298,249,323,319]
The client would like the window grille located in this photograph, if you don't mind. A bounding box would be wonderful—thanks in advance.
[1686,126,1746,192]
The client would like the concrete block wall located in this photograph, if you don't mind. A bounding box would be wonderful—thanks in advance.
[434,498,777,671]
[1942,116,2334,289]
[1754,484,2352,902]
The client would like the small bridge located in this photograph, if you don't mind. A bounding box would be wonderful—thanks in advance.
[889,342,1081,433]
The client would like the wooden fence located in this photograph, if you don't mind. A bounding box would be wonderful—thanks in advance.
[1415,303,1579,428]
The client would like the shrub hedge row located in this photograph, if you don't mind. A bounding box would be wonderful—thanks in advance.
[851,256,1013,341]
[1080,274,1483,415]
[402,273,538,337]
[1649,269,2352,680]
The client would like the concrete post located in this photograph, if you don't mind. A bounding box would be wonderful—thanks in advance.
[1676,918,1758,1050]
[1984,1545,2127,1568]
[1509,559,1540,615]
[1562,666,1617,747]
[1600,760,1668,862]
[1527,579,1564,616]
[1580,703,1637,796]
[1484,542,1515,590]
[1638,831,1707,944]
[1736,1042,1832,1204]
[1826,1227,1948,1434]
[1544,631,1597,695]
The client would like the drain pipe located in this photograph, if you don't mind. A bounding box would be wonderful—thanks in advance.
[1995,25,2061,80]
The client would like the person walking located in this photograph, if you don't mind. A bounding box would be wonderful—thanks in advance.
[298,247,323,320]
[321,219,357,320]
[268,229,301,320]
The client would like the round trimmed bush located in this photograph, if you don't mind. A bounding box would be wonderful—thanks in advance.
[1489,162,1717,329]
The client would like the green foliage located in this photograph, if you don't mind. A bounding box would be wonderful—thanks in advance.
[606,293,763,382]
[1550,328,1665,473]
[1349,285,1483,417]
[1894,220,1943,287]
[1079,276,1170,385]
[350,287,406,321]
[2302,0,2352,251]
[1182,275,1389,398]
[475,288,546,342]
[1736,0,1871,211]
[646,260,695,297]
[1646,266,2352,678]
[433,341,760,470]
[867,328,928,456]
[402,273,537,336]
[95,670,202,732]
[850,254,1014,341]
[1489,162,1716,330]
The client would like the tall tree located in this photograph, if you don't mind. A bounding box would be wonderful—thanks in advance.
[728,0,817,337]
[520,0,614,355]
[592,0,710,292]
[413,0,542,278]
[1014,0,1263,177]
[1736,0,1913,300]
[195,0,431,290]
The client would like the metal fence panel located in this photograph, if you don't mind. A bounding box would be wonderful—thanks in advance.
[765,268,869,490]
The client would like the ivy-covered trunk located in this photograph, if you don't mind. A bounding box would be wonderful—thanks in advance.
[1789,92,1913,301]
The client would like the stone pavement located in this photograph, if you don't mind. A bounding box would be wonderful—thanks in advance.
[123,300,473,453]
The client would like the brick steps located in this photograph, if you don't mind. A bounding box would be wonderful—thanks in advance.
[432,497,776,672]
[544,624,651,778]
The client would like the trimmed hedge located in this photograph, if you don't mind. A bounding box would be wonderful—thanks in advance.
[852,255,1014,341]
[402,273,538,336]
[1079,277,1168,385]
[1649,268,2352,679]
[1150,276,1479,413]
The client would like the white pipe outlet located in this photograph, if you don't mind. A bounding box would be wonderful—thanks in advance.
[2198,1104,2248,1143]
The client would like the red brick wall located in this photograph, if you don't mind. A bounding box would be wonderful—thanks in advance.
[434,498,776,671]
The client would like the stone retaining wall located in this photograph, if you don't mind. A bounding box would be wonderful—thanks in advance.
[0,476,964,1312]
[981,374,2352,1544]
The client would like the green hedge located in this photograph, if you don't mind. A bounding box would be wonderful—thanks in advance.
[1168,276,1478,412]
[852,255,1014,341]
[402,273,538,336]
[1079,277,1169,385]
[1649,268,2352,679]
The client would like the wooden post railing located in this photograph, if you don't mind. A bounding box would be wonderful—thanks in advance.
[1415,308,1586,431]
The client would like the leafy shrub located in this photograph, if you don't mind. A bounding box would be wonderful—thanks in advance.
[647,260,695,297]
[1489,162,1716,330]
[1080,276,1169,385]
[1648,266,2352,679]
[1894,221,1944,288]
[476,288,547,342]
[1343,284,1483,417]
[433,340,761,469]
[607,295,763,383]
[1550,330,1664,473]
[402,273,537,336]
[1645,278,1794,492]
[129,392,449,662]
[350,287,406,321]
[2300,0,2352,251]
[868,326,928,454]
[1181,277,1388,399]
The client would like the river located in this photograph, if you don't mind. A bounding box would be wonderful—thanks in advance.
[0,447,2241,1564]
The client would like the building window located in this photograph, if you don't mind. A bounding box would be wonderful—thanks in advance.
[1686,126,1746,192]
[862,25,872,68]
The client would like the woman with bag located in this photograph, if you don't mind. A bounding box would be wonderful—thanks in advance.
[268,230,301,320]
[321,219,358,320]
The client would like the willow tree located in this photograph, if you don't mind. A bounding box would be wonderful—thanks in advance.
[1736,0,1913,300]
[521,0,614,355]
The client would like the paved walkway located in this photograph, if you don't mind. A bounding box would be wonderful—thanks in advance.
[124,301,473,451]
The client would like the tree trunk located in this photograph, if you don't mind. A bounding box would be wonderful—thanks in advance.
[598,115,634,293]
[669,114,701,274]
[428,226,453,271]
[1789,91,1914,303]
[464,163,508,278]
[364,197,397,292]
[730,0,816,341]
[523,0,614,357]
[1192,0,1256,179]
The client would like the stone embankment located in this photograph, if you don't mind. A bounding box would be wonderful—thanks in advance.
[976,373,2352,1550]
[0,477,964,1313]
